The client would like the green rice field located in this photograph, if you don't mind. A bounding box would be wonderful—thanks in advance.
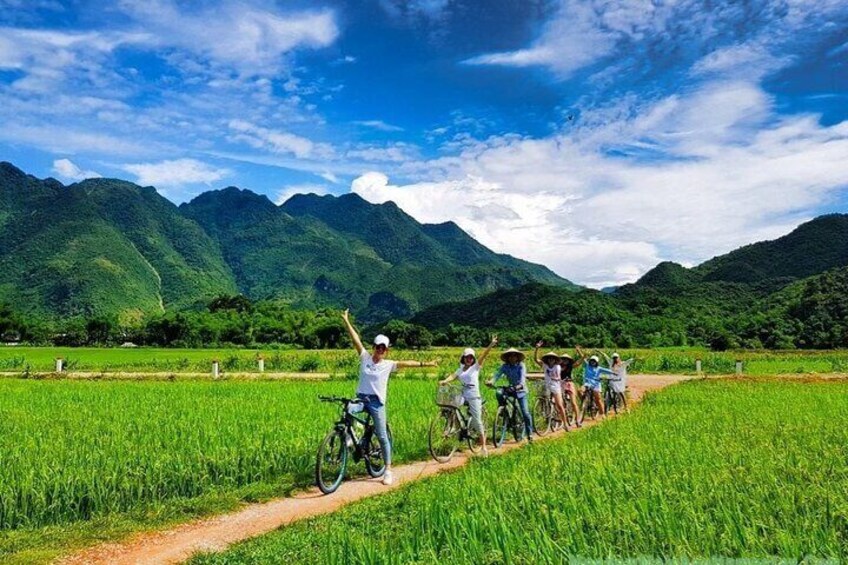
[0,378,455,562]
[1,346,848,376]
[192,379,848,563]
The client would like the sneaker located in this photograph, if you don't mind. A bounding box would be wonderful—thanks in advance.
[526,435,534,444]
[382,469,394,486]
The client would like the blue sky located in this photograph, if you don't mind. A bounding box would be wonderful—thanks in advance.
[1,0,847,287]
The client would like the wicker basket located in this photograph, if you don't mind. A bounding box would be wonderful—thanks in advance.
[436,384,464,407]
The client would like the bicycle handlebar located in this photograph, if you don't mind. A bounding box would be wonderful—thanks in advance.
[318,395,357,404]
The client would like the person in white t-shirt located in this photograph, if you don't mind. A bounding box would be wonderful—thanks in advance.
[341,309,437,486]
[439,335,498,456]
[533,342,571,431]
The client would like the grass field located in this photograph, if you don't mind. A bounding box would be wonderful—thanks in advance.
[1,346,848,376]
[0,378,464,563]
[192,379,848,563]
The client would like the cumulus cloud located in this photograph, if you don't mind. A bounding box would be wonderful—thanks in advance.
[51,158,101,181]
[117,0,338,76]
[351,80,848,288]
[122,158,229,189]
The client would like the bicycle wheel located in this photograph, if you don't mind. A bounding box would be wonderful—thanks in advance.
[364,424,393,477]
[315,428,348,494]
[511,403,525,442]
[429,409,461,463]
[578,391,595,424]
[564,395,576,427]
[532,396,551,436]
[493,405,510,448]
[613,391,627,413]
[467,407,487,453]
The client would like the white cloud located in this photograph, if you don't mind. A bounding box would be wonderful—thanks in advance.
[122,158,229,189]
[352,120,405,132]
[228,119,333,160]
[318,171,340,184]
[275,183,331,205]
[51,158,101,181]
[117,0,338,76]
[350,80,848,288]
[346,142,418,163]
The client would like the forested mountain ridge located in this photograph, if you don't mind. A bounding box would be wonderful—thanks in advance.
[0,162,574,322]
[411,215,848,349]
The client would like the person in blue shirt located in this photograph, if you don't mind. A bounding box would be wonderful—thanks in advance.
[576,345,614,417]
[486,348,534,442]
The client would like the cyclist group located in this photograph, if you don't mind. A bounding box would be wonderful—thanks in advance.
[338,308,633,488]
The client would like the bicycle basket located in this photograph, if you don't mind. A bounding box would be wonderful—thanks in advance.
[436,385,464,408]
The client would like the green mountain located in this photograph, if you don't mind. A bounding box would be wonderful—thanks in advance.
[183,190,574,321]
[693,214,848,287]
[411,214,848,349]
[0,162,574,321]
[0,163,236,320]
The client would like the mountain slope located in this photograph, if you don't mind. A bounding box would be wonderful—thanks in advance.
[693,214,848,287]
[180,189,576,320]
[0,163,236,319]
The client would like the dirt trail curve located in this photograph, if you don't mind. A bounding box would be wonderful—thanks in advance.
[58,374,691,565]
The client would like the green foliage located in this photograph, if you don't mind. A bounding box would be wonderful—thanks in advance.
[0,379,443,533]
[192,380,848,563]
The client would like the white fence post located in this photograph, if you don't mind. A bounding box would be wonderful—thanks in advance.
[212,359,220,379]
[735,360,743,375]
[55,358,64,372]
[258,356,265,373]
[695,358,702,375]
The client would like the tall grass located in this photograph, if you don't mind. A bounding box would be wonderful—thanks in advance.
[0,379,447,531]
[193,379,848,563]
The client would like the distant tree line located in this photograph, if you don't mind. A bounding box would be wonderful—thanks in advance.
[2,268,848,350]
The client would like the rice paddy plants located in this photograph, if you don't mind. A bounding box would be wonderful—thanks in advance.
[0,379,444,535]
[192,379,848,563]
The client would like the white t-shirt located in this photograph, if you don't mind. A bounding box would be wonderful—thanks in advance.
[544,363,561,384]
[455,362,481,399]
[356,350,397,404]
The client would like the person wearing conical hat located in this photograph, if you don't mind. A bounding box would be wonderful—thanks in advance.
[533,341,570,430]
[486,346,534,442]
[559,349,585,425]
[575,345,614,417]
[439,335,498,456]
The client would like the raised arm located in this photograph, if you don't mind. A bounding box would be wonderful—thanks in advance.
[598,350,612,366]
[341,309,364,355]
[624,358,635,367]
[533,341,544,368]
[574,345,586,368]
[477,335,498,366]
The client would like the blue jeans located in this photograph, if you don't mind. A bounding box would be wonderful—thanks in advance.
[357,394,392,466]
[495,389,534,437]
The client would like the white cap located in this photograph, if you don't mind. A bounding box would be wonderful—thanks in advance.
[374,334,390,347]
[589,355,600,363]
[612,352,620,358]
[462,348,476,358]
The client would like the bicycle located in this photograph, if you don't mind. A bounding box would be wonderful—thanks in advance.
[604,376,627,414]
[428,384,487,463]
[578,380,602,424]
[531,380,577,435]
[315,396,393,494]
[489,384,528,447]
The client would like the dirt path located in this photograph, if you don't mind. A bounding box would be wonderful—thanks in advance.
[57,374,691,565]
